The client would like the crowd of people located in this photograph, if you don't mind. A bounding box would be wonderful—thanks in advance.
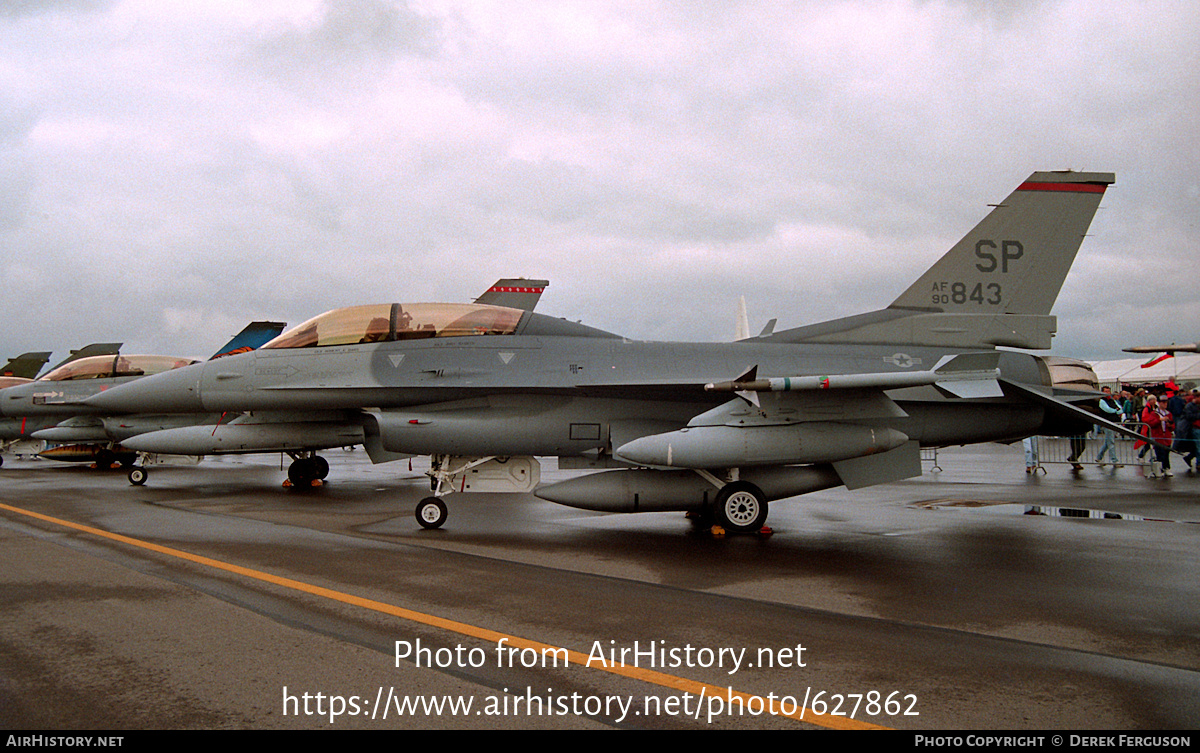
[1024,383,1200,477]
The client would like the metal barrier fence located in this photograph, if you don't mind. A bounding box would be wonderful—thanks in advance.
[920,447,941,472]
[1027,422,1177,470]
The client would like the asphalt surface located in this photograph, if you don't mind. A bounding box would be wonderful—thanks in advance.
[0,442,1197,730]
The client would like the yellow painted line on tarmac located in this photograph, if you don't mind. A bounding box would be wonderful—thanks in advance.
[0,501,887,730]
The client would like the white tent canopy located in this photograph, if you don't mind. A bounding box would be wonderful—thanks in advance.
[1089,354,1200,388]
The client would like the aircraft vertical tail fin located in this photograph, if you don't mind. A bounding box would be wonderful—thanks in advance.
[209,321,288,360]
[474,279,549,311]
[889,170,1114,316]
[2,352,52,379]
[49,343,123,371]
[769,170,1114,350]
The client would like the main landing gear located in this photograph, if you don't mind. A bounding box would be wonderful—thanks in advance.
[286,453,330,488]
[712,480,769,533]
[692,469,770,535]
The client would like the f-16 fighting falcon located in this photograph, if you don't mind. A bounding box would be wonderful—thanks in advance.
[86,171,1122,533]
[0,324,285,471]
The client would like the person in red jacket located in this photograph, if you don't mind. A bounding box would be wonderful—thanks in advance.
[1142,394,1174,478]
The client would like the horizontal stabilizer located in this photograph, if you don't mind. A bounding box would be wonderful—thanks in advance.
[1001,379,1169,450]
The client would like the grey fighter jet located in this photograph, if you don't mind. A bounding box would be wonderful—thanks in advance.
[87,172,1121,532]
[0,323,285,470]
[78,279,551,486]
[0,344,121,462]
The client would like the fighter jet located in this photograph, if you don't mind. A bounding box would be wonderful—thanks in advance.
[0,344,122,462]
[87,172,1122,532]
[81,279,551,486]
[0,323,285,470]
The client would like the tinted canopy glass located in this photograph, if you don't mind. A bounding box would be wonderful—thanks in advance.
[40,355,199,382]
[262,303,525,349]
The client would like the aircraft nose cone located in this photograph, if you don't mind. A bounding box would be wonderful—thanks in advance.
[84,363,206,414]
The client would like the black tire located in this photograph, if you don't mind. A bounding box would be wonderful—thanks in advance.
[415,497,448,529]
[128,467,148,486]
[312,455,330,480]
[288,458,314,486]
[713,481,768,533]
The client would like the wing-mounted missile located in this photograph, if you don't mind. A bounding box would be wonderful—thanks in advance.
[37,444,137,465]
[618,353,1000,469]
[704,353,1003,400]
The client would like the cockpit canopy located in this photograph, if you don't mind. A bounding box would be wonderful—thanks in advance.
[262,303,525,350]
[39,354,199,382]
[0,376,32,389]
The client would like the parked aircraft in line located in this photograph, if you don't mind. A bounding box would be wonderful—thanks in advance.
[0,323,285,470]
[0,344,121,462]
[74,280,550,486]
[87,172,1126,533]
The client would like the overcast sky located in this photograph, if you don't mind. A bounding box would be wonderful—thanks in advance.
[2,0,1197,367]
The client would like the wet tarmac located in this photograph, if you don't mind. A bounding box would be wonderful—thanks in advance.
[0,444,1197,730]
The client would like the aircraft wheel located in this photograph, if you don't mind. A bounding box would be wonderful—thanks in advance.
[714,481,768,533]
[686,508,714,527]
[312,455,330,480]
[287,458,315,486]
[128,467,148,486]
[415,497,448,529]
